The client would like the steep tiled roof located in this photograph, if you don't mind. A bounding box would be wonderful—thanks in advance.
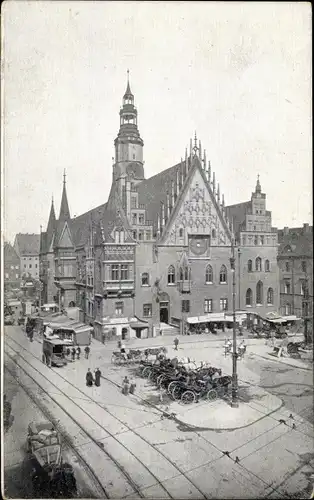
[70,203,107,248]
[15,233,40,256]
[136,161,185,227]
[225,201,251,234]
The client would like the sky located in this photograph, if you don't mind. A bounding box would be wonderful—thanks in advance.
[2,1,312,243]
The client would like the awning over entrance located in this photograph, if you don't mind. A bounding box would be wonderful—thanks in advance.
[130,318,149,330]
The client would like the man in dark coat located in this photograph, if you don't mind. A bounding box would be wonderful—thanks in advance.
[94,368,101,387]
[174,337,179,351]
[86,369,94,387]
[76,346,81,360]
[84,346,90,359]
[71,347,76,361]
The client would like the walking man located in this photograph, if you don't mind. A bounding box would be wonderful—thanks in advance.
[122,376,130,395]
[71,347,76,362]
[94,368,101,387]
[86,369,94,387]
[76,346,81,360]
[174,337,179,351]
[84,345,90,359]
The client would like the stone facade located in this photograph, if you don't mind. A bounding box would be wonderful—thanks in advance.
[277,224,313,321]
[14,233,40,280]
[40,76,280,339]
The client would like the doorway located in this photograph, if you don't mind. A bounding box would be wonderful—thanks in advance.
[122,327,128,340]
[159,301,169,324]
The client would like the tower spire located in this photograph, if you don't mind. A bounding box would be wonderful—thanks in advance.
[124,69,132,97]
[255,174,261,194]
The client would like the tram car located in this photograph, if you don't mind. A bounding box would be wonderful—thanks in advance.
[42,338,70,367]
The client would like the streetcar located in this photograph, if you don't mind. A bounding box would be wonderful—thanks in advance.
[42,338,70,367]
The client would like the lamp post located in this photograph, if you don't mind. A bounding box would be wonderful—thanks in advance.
[230,238,239,408]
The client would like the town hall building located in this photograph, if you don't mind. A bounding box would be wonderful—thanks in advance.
[40,76,279,340]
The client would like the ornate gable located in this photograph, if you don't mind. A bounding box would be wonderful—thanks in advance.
[162,166,231,248]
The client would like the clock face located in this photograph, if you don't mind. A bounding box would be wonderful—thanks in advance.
[189,236,209,256]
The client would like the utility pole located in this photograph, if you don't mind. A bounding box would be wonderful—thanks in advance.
[230,238,239,408]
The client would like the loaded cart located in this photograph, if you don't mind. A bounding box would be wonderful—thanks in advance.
[42,338,71,367]
[27,421,76,495]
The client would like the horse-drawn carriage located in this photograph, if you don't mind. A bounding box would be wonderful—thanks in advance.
[27,421,76,496]
[111,346,167,365]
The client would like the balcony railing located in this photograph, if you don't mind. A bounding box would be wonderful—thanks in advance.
[178,281,191,293]
[103,280,134,291]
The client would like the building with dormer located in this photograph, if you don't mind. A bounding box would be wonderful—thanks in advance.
[40,75,280,340]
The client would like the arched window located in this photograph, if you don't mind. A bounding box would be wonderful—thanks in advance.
[167,265,175,284]
[246,288,252,306]
[219,265,227,284]
[248,260,253,272]
[255,257,262,272]
[179,228,183,237]
[256,281,263,304]
[205,265,213,284]
[265,260,270,272]
[267,288,273,305]
[179,267,184,281]
[141,272,149,286]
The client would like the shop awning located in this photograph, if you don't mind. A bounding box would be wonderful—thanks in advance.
[187,313,226,324]
[267,316,301,324]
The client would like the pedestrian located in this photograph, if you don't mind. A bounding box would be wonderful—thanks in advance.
[122,376,130,395]
[94,368,101,387]
[66,347,70,358]
[71,347,76,361]
[174,337,179,351]
[102,333,105,344]
[160,329,162,336]
[120,342,127,361]
[117,340,122,349]
[129,380,136,394]
[76,346,81,360]
[84,345,90,359]
[86,368,94,387]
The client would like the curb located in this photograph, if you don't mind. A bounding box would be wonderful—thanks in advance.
[251,352,312,371]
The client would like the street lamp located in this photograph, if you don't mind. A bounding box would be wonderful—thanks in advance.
[230,238,239,408]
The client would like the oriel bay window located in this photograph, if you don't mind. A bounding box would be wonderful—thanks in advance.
[110,264,130,281]
[115,301,124,316]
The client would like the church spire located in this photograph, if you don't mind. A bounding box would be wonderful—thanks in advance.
[58,169,70,221]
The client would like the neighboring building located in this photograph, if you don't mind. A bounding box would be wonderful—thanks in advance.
[4,242,21,289]
[277,224,313,321]
[40,76,280,340]
[14,233,40,279]
[226,176,280,318]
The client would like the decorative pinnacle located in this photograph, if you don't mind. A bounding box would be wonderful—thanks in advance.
[63,169,66,185]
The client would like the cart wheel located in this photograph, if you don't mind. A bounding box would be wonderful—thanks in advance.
[148,370,157,382]
[142,367,151,378]
[167,381,178,394]
[172,385,183,400]
[157,375,164,387]
[207,389,218,401]
[181,390,196,404]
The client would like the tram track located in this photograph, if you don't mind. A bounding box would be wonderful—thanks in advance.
[5,334,210,499]
[4,364,108,499]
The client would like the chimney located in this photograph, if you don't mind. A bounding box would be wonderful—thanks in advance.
[303,223,310,233]
[283,227,289,236]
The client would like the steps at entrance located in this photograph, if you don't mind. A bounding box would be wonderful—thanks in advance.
[159,323,179,336]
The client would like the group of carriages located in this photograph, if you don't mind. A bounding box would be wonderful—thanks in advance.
[111,346,167,365]
[139,356,232,404]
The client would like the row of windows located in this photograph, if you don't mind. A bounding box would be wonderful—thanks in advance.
[283,260,307,273]
[24,263,38,269]
[133,230,151,241]
[142,298,229,317]
[245,284,273,305]
[166,265,228,285]
[23,257,39,260]
[248,258,270,272]
[283,280,308,295]
[9,265,19,270]
[5,273,19,279]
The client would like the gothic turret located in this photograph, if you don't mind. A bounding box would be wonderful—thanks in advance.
[113,71,144,183]
[46,196,57,249]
